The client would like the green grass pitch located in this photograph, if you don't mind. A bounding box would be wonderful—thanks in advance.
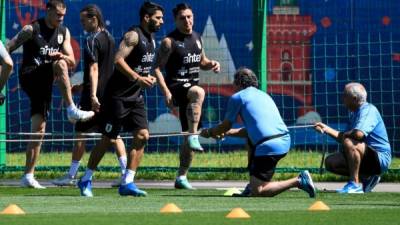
[0,187,399,225]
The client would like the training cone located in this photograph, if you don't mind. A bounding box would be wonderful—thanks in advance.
[160,203,182,213]
[308,201,330,211]
[0,204,25,215]
[223,188,242,196]
[226,208,250,219]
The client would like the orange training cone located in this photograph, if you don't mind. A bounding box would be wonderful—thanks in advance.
[308,201,330,211]
[226,208,250,218]
[160,203,182,213]
[1,204,26,215]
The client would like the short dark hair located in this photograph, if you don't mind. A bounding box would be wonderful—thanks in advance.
[80,4,106,29]
[172,3,192,18]
[46,0,66,10]
[234,67,259,89]
[139,1,164,21]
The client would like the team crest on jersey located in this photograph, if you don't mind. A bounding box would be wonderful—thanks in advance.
[105,123,113,133]
[196,40,202,50]
[57,34,64,44]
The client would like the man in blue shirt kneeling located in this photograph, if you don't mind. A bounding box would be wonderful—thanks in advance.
[201,67,316,198]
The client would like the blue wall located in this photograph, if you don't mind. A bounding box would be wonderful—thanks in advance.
[4,0,399,153]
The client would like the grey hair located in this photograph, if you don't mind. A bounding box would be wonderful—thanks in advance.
[344,82,367,105]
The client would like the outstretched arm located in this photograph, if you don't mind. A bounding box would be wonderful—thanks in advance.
[200,119,233,139]
[225,128,248,138]
[154,38,173,108]
[314,122,364,143]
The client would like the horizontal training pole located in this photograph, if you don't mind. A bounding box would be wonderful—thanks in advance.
[0,124,315,137]
[0,131,201,142]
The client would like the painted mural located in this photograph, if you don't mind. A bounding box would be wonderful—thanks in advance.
[3,0,400,152]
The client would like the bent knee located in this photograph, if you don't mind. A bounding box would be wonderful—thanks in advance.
[250,185,264,196]
[3,59,13,70]
[135,129,150,142]
[342,137,354,148]
[53,59,68,71]
[109,139,118,145]
[188,86,205,100]
[324,158,335,173]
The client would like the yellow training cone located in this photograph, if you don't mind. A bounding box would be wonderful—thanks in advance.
[226,208,250,219]
[223,188,242,196]
[308,201,330,211]
[160,203,182,213]
[1,204,26,215]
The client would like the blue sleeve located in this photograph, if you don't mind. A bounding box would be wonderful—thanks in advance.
[353,106,378,136]
[224,93,242,123]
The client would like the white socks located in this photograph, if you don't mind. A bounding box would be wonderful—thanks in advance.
[122,169,136,185]
[66,104,77,113]
[68,160,80,178]
[118,156,127,175]
[25,173,34,180]
[177,175,187,181]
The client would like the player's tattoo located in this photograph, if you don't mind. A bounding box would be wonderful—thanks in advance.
[115,31,138,60]
[124,31,139,47]
[7,25,33,53]
[155,38,172,68]
[187,103,201,123]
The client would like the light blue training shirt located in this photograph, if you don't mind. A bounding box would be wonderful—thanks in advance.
[348,102,392,172]
[224,87,290,156]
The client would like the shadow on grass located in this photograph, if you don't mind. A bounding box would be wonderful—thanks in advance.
[332,203,400,207]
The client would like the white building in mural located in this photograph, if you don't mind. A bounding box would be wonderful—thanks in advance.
[200,16,236,85]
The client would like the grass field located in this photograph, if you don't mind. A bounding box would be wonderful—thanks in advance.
[3,151,400,181]
[0,187,399,225]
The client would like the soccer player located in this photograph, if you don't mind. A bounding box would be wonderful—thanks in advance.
[77,2,164,197]
[52,4,127,187]
[154,3,220,189]
[201,67,316,197]
[314,82,391,193]
[6,0,94,188]
[0,40,13,105]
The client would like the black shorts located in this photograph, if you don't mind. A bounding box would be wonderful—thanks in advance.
[169,81,202,131]
[19,64,54,119]
[249,154,287,182]
[343,145,381,175]
[75,116,100,132]
[75,93,99,132]
[101,97,148,139]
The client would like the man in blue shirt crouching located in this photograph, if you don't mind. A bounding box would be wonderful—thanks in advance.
[201,67,316,197]
[314,82,391,194]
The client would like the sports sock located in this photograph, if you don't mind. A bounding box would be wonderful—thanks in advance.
[177,175,187,181]
[81,169,93,182]
[25,173,34,180]
[67,103,76,113]
[68,160,80,178]
[118,156,127,175]
[122,169,136,185]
